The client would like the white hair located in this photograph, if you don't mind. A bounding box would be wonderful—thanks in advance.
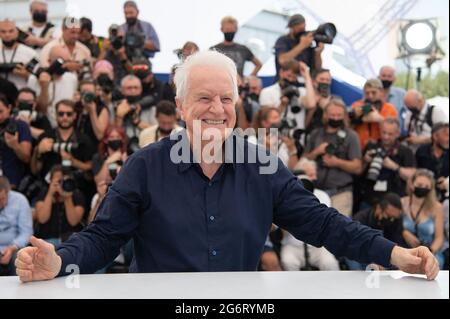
[120,74,141,89]
[173,50,238,102]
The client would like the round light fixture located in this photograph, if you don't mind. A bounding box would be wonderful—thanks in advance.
[402,20,436,55]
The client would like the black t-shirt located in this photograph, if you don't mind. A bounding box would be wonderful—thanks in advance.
[34,188,85,241]
[36,129,96,179]
[274,35,315,76]
[30,112,52,145]
[74,101,108,149]
[353,208,405,246]
[306,107,324,135]
[210,43,255,76]
[141,78,175,106]
[416,144,449,179]
[360,142,416,202]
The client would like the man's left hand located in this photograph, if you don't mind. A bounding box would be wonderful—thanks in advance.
[0,245,18,265]
[382,157,398,171]
[323,154,340,168]
[390,246,439,281]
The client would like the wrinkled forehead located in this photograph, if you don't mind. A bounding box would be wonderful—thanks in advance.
[187,65,235,95]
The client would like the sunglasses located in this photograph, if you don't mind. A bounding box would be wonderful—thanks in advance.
[57,111,74,118]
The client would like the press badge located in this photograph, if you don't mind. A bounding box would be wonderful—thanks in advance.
[373,180,388,192]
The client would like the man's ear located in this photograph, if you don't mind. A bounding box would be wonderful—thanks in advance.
[175,98,185,121]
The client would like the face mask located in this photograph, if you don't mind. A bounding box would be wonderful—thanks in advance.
[318,83,331,98]
[158,127,173,135]
[125,95,141,105]
[126,18,138,26]
[409,107,421,116]
[380,216,396,229]
[270,122,282,129]
[328,119,344,129]
[2,39,16,48]
[32,11,47,23]
[382,80,393,89]
[414,187,430,198]
[18,101,34,112]
[108,140,123,151]
[224,32,235,42]
[248,93,259,101]
[135,70,150,80]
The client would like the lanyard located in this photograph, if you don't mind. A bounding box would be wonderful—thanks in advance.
[1,46,18,80]
[409,196,426,236]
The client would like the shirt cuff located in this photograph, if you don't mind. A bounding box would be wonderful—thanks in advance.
[56,247,75,277]
[369,236,396,268]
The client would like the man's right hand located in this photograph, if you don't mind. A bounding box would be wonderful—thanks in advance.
[15,236,62,283]
[38,138,54,155]
[38,72,51,87]
[314,142,329,157]
[299,32,314,50]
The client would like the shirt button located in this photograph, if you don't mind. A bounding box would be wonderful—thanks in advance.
[211,250,217,256]
[210,216,215,221]
[208,182,213,187]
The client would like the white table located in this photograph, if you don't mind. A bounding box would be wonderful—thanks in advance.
[0,271,448,299]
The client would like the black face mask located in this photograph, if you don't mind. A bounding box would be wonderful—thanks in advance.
[282,79,301,88]
[381,80,393,89]
[248,93,259,101]
[32,11,47,23]
[2,39,16,48]
[224,32,235,42]
[318,83,331,98]
[379,216,397,229]
[125,95,141,105]
[158,127,173,135]
[328,119,344,129]
[18,101,34,112]
[409,107,421,117]
[414,187,431,198]
[108,140,123,151]
[126,18,138,26]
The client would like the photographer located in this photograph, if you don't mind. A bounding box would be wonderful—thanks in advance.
[359,118,416,208]
[115,75,151,153]
[351,79,398,150]
[235,76,262,128]
[404,89,448,153]
[0,94,32,188]
[73,80,109,147]
[0,176,32,276]
[402,169,445,269]
[274,14,324,77]
[210,16,262,77]
[39,17,91,71]
[416,123,449,202]
[346,193,405,270]
[27,45,78,127]
[259,59,315,144]
[21,0,55,52]
[30,99,95,183]
[139,101,182,148]
[0,19,38,90]
[120,1,160,59]
[15,87,52,142]
[304,98,362,217]
[79,17,102,59]
[305,68,334,136]
[34,164,85,246]
[92,125,128,186]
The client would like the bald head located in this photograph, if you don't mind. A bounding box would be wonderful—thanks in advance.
[404,89,425,112]
[379,66,396,89]
[0,19,18,45]
[49,45,71,63]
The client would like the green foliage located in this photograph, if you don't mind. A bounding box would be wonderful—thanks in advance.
[395,71,449,98]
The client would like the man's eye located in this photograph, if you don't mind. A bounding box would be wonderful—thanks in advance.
[200,97,210,102]
[221,98,233,103]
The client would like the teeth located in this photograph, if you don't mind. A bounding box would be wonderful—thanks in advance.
[204,120,225,125]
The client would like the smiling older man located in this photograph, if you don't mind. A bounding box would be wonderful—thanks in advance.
[15,51,439,282]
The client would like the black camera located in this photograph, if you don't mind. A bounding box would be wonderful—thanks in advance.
[96,74,115,94]
[125,31,146,62]
[25,58,39,75]
[0,120,18,145]
[282,86,301,114]
[278,118,304,140]
[300,23,337,45]
[79,60,92,81]
[16,176,46,201]
[110,24,124,50]
[17,28,30,43]
[108,162,121,180]
[39,58,66,76]
[367,147,387,182]
[81,91,97,104]
[0,63,19,73]
[60,161,76,193]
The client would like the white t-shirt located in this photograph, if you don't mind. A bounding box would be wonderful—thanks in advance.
[0,43,38,90]
[259,82,307,130]
[27,72,78,127]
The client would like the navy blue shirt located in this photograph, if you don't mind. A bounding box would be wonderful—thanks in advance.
[274,35,315,76]
[57,130,396,275]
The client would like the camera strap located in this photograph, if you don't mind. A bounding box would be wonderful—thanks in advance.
[409,196,426,237]
[1,46,18,80]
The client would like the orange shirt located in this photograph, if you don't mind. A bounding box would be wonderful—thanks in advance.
[351,101,398,150]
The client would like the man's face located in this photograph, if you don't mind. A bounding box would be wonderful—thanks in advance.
[248,78,262,95]
[434,127,449,149]
[0,189,8,209]
[221,22,237,34]
[51,171,63,185]
[124,7,139,20]
[379,68,395,82]
[80,83,96,95]
[121,78,142,97]
[17,92,37,109]
[176,65,237,143]
[63,27,80,45]
[31,2,47,15]
[79,29,92,42]
[364,87,382,103]
[0,102,11,124]
[384,205,402,219]
[56,103,75,129]
[0,21,18,43]
[291,23,306,35]
[157,113,176,133]
[314,71,332,88]
[380,123,400,147]
[325,104,345,122]
[280,69,297,83]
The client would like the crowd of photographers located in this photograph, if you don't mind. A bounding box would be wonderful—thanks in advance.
[0,1,448,275]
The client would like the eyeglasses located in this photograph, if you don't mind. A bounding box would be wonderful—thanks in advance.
[57,111,74,118]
